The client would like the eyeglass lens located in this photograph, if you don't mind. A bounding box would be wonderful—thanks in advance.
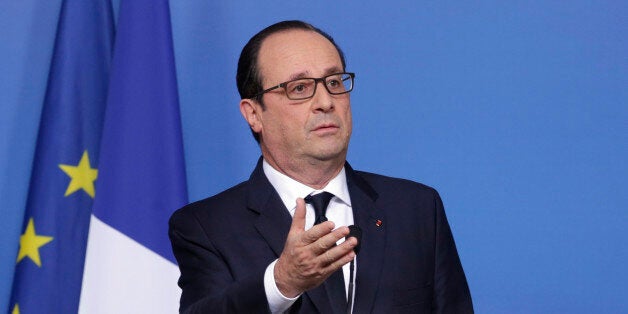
[285,73,353,100]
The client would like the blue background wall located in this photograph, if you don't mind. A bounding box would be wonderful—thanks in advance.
[2,1,626,312]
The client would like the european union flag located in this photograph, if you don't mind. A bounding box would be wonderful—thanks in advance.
[79,0,188,312]
[9,0,114,313]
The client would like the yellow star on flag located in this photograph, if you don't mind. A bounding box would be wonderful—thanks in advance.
[16,218,53,267]
[59,150,98,198]
[12,304,19,314]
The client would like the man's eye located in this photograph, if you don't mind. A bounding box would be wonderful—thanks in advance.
[292,84,306,92]
[328,79,340,87]
[288,81,312,94]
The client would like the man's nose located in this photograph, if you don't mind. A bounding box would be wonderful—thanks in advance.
[311,80,334,112]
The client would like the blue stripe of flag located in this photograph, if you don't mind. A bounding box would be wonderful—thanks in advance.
[92,0,188,263]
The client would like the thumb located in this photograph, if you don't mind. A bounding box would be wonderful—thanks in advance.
[291,198,307,232]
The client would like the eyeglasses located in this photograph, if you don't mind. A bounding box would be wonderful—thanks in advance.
[254,72,355,100]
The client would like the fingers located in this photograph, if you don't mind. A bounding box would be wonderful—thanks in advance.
[290,198,307,232]
[307,225,350,255]
[301,221,336,244]
[275,202,358,297]
[323,249,356,274]
[318,236,356,267]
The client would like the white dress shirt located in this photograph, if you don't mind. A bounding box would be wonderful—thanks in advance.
[262,160,355,313]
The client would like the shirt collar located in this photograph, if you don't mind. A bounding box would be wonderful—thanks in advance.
[263,159,351,211]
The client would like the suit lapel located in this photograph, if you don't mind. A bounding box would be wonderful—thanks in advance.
[248,158,292,257]
[247,158,332,313]
[345,163,386,314]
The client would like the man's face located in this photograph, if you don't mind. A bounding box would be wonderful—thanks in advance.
[249,30,352,170]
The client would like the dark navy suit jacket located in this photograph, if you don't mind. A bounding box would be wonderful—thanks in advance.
[169,159,473,313]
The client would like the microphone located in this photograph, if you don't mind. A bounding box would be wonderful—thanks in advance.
[346,225,362,254]
[345,225,361,314]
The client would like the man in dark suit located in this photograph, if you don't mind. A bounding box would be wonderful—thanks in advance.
[169,20,473,313]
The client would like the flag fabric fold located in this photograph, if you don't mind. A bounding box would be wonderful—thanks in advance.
[10,0,188,313]
[78,0,187,313]
[9,0,114,312]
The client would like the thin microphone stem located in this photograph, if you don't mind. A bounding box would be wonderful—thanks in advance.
[346,258,355,314]
[345,225,361,314]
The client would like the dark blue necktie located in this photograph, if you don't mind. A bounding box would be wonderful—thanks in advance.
[305,191,334,225]
[305,192,346,313]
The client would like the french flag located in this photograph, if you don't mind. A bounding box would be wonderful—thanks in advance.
[79,1,187,313]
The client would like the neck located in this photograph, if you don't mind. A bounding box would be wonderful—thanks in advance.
[262,152,345,190]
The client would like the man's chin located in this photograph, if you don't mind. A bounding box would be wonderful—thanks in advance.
[309,144,348,162]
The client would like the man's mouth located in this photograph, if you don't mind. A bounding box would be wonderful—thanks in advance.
[312,123,339,132]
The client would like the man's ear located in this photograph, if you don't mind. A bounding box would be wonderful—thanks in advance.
[239,98,262,133]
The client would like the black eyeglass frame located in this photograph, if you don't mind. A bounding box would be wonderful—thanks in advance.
[253,72,355,100]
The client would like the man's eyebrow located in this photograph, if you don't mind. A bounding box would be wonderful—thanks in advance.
[323,66,344,76]
[287,71,310,81]
[286,67,344,81]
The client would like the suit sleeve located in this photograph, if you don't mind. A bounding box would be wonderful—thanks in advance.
[432,191,474,313]
[168,210,271,314]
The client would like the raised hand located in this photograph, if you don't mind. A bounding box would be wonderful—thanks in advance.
[274,198,357,297]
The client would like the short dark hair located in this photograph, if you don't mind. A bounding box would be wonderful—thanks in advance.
[236,20,347,143]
